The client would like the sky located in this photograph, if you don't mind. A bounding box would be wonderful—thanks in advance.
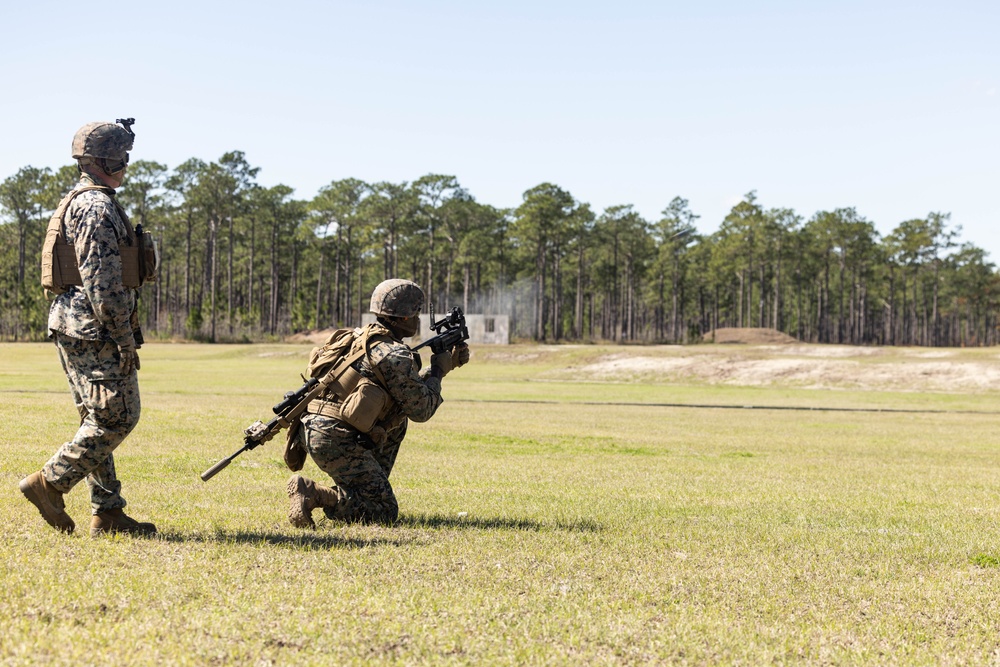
[2,1,998,257]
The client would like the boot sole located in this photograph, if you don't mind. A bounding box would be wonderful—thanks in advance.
[286,476,315,529]
[19,476,75,534]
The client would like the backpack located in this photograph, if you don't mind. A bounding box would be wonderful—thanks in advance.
[283,325,394,470]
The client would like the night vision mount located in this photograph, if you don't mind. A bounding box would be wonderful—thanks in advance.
[116,117,136,138]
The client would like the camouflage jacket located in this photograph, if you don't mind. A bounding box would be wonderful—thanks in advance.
[360,322,443,423]
[47,174,136,346]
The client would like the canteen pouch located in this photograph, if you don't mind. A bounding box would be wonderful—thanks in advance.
[327,364,362,400]
[338,378,389,433]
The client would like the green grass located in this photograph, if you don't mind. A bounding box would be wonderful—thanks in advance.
[3,342,1000,665]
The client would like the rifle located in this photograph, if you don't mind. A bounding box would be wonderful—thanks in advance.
[411,307,470,354]
[200,376,320,482]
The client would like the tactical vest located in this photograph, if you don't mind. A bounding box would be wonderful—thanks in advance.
[41,185,158,295]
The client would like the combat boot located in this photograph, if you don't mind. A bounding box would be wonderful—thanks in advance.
[287,475,343,529]
[287,474,320,529]
[19,471,75,534]
[91,508,157,537]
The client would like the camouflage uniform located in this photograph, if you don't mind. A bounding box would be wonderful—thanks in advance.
[299,322,443,524]
[44,173,140,514]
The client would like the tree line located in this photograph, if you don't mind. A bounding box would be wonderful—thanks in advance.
[1,152,998,346]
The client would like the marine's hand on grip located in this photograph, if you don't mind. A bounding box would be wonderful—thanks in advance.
[431,350,456,378]
[118,339,140,375]
[453,342,470,367]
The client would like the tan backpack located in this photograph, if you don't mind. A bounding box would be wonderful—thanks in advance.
[41,186,158,295]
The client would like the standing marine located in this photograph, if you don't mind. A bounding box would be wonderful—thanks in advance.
[287,278,470,527]
[19,118,156,537]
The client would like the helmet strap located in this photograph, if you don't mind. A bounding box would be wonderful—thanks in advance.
[379,314,419,339]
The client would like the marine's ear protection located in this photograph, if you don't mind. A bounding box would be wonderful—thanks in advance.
[99,152,130,176]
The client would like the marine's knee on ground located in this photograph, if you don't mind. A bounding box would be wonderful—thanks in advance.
[322,491,398,525]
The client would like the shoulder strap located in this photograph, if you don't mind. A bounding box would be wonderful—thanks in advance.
[319,344,368,390]
[111,198,135,244]
[360,327,393,388]
[54,185,113,237]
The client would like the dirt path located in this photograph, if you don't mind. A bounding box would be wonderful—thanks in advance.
[570,351,1000,392]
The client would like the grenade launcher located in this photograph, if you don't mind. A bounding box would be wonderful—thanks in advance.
[412,307,469,354]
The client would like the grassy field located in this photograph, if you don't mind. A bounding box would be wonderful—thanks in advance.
[2,341,1000,665]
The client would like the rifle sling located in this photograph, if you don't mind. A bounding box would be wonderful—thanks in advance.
[279,349,365,425]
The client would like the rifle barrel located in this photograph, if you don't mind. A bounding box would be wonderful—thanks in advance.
[200,444,249,482]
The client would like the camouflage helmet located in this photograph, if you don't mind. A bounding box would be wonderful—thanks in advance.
[71,120,134,162]
[370,279,424,318]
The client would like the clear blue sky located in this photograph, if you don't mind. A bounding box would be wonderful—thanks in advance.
[3,1,997,257]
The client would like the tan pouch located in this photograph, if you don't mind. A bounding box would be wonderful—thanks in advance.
[283,417,307,472]
[137,231,159,283]
[339,378,389,433]
[327,364,362,400]
[307,329,356,378]
[41,225,66,295]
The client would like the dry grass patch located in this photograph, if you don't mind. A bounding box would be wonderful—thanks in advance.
[2,342,1000,664]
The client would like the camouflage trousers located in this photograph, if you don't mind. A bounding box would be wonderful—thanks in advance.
[299,413,405,525]
[42,333,141,513]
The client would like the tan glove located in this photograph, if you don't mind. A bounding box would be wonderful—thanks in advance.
[453,343,470,368]
[118,339,140,375]
[431,350,455,378]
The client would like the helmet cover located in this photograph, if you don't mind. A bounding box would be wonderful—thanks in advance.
[369,279,425,318]
[71,121,134,161]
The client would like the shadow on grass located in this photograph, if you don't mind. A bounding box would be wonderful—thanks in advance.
[398,512,603,533]
[157,529,412,549]
[151,514,603,549]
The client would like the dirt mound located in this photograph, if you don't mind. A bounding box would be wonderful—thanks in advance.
[703,328,798,345]
[285,328,336,345]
